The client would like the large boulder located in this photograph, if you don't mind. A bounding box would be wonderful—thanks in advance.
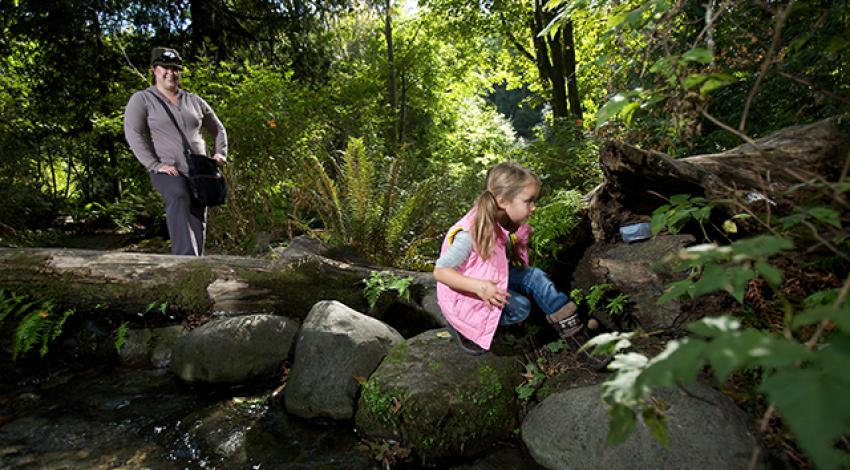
[355,329,523,465]
[170,314,298,384]
[522,382,760,470]
[285,300,403,420]
[571,234,695,330]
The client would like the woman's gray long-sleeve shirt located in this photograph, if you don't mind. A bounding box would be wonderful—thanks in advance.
[123,86,228,175]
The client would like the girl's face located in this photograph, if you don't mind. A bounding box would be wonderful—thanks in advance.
[499,182,539,225]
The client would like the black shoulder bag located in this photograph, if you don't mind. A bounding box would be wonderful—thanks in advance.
[148,91,227,207]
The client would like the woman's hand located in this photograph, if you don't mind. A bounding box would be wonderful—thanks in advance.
[212,153,226,166]
[476,280,509,308]
[157,164,179,176]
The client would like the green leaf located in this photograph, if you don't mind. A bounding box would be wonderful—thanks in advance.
[669,194,691,205]
[642,405,670,447]
[731,235,793,259]
[114,322,129,352]
[636,339,706,391]
[807,207,842,228]
[692,263,730,297]
[692,206,712,222]
[596,92,638,127]
[681,47,712,64]
[704,330,765,382]
[761,367,850,470]
[755,260,783,287]
[793,305,850,333]
[658,279,694,304]
[728,266,755,303]
[650,209,669,236]
[705,330,811,382]
[683,73,708,89]
[606,404,637,446]
[700,73,737,95]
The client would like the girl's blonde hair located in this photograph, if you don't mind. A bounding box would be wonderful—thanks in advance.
[471,162,539,260]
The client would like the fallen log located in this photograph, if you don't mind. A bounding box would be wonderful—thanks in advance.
[586,116,850,241]
[0,243,439,333]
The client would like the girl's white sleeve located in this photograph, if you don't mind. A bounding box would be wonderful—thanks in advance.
[434,231,473,269]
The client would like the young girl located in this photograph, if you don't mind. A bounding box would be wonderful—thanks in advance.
[434,162,595,360]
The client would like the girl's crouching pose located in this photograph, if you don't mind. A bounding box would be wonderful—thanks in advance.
[433,162,607,369]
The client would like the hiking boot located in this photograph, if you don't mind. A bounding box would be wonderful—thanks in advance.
[546,301,582,339]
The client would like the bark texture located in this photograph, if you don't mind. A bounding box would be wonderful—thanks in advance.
[0,246,437,328]
[587,117,850,242]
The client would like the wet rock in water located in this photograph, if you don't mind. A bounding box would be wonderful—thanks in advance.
[119,325,187,368]
[169,396,376,469]
[0,367,196,469]
[522,382,761,470]
[170,314,298,384]
[355,329,522,466]
[285,300,403,420]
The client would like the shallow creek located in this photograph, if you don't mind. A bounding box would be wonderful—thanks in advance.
[0,360,378,469]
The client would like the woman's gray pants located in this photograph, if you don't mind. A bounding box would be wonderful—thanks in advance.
[150,172,206,256]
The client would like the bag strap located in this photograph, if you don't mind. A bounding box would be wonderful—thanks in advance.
[146,90,196,173]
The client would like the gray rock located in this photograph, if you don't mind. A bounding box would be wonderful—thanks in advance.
[170,314,298,384]
[118,325,186,368]
[522,382,760,470]
[572,234,696,330]
[355,329,522,466]
[285,300,403,420]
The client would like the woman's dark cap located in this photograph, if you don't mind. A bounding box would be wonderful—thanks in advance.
[150,47,183,69]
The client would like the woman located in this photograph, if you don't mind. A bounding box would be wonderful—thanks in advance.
[123,47,228,256]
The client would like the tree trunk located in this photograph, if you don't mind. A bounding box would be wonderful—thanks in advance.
[561,20,582,119]
[0,244,439,329]
[384,0,399,152]
[530,0,569,118]
[586,117,850,242]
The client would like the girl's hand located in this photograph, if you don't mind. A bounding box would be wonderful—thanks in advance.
[476,280,509,308]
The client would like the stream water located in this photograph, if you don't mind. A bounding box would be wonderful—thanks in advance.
[0,358,380,469]
[0,358,536,469]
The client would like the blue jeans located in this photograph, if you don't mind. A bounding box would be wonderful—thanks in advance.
[500,266,569,326]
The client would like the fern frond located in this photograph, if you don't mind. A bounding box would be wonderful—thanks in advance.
[13,308,51,360]
[342,137,378,247]
[297,153,345,238]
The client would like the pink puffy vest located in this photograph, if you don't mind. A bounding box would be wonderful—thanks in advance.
[435,210,531,350]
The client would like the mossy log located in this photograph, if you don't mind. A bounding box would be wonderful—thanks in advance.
[0,248,434,325]
[587,116,850,241]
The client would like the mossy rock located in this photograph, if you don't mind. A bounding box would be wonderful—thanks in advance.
[355,329,523,465]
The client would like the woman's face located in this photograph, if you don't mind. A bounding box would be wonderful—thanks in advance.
[499,181,539,225]
[153,65,181,88]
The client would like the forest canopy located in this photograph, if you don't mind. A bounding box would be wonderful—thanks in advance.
[0,0,846,265]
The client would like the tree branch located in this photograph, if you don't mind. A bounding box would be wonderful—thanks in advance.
[775,70,850,106]
[739,0,795,132]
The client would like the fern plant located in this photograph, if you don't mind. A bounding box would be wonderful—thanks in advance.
[528,189,583,268]
[0,289,76,360]
[294,137,442,268]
